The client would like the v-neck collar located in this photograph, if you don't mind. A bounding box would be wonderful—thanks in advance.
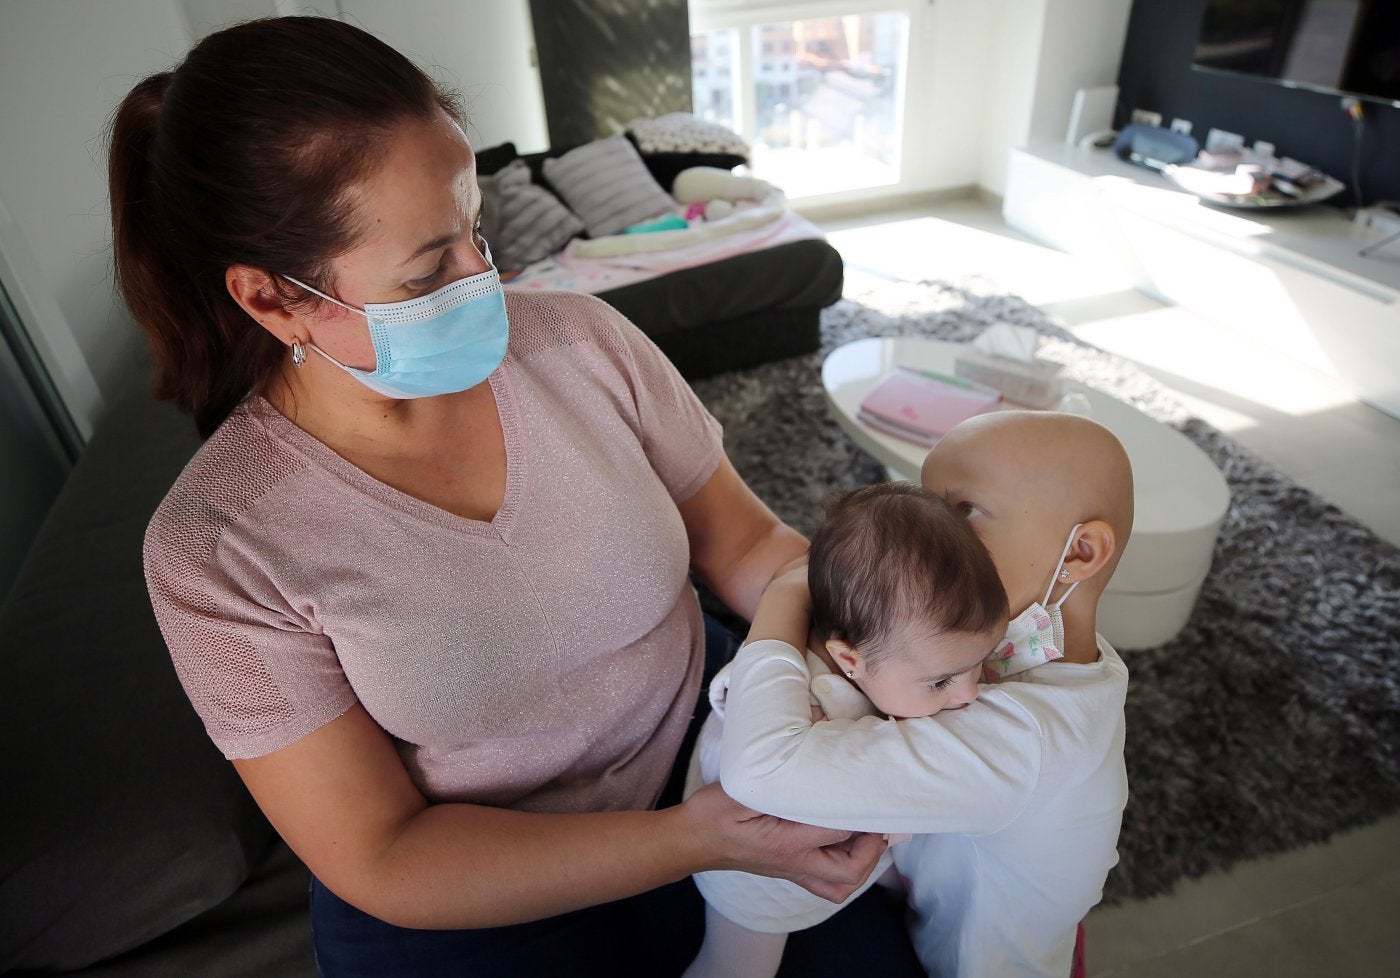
[246,364,525,539]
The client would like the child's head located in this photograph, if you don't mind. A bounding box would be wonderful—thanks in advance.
[920,411,1134,625]
[808,482,1008,719]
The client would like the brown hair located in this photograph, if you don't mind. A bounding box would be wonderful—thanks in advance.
[107,17,462,436]
[809,482,1007,671]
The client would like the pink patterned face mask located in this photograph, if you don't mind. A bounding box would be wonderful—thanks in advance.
[982,524,1082,681]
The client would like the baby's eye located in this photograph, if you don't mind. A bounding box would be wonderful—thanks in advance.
[930,677,955,690]
[954,500,981,518]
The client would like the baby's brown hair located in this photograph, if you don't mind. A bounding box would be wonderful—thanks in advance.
[809,483,1007,671]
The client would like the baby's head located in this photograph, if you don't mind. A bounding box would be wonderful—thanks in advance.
[808,482,1008,718]
[920,411,1134,646]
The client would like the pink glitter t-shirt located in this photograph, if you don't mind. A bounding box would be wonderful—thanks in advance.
[145,291,724,815]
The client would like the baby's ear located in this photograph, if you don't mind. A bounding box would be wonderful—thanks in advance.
[825,637,861,678]
[1063,520,1116,584]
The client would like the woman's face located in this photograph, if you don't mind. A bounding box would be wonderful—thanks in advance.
[301,112,489,372]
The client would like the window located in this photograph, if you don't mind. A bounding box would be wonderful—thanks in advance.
[691,7,909,199]
[692,27,740,131]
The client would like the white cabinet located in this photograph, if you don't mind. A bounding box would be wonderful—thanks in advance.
[1003,143,1400,420]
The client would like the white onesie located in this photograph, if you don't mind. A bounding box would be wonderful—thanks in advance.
[690,638,1129,977]
[683,649,897,931]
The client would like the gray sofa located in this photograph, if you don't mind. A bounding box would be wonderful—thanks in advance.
[0,242,842,975]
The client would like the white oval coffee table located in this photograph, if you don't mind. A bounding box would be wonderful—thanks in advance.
[822,337,1231,650]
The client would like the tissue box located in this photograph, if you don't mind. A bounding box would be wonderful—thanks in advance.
[953,350,1063,408]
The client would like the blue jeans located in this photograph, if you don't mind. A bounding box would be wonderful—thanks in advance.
[309,614,925,977]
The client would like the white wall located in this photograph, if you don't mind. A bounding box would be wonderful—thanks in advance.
[901,0,1002,193]
[972,0,1133,196]
[0,0,192,429]
[332,0,547,153]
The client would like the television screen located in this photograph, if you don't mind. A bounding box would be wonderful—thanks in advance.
[1192,0,1400,106]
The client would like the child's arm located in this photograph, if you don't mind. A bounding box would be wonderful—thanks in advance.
[717,642,1041,836]
[743,556,814,652]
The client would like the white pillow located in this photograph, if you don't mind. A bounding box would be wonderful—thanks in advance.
[627,112,750,156]
[542,134,676,238]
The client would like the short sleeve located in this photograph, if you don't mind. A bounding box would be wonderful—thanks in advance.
[143,420,359,760]
[609,310,726,504]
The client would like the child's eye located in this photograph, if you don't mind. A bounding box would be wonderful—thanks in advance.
[955,500,982,517]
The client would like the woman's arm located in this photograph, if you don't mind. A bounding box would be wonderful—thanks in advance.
[234,703,886,929]
[678,456,808,622]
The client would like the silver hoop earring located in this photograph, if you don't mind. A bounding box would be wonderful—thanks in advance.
[290,339,306,367]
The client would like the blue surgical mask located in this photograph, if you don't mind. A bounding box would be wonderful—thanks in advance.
[283,262,509,399]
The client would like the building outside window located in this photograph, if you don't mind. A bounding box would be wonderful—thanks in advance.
[690,5,910,199]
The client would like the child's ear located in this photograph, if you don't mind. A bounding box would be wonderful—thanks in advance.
[825,638,862,678]
[1062,519,1116,584]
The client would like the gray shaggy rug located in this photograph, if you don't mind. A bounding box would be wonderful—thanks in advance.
[688,277,1400,906]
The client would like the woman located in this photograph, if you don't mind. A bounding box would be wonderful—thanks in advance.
[110,16,923,977]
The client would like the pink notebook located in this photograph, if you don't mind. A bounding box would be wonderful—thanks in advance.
[857,369,1002,446]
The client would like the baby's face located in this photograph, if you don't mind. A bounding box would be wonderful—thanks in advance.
[853,621,1001,719]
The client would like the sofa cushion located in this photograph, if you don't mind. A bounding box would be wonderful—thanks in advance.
[625,115,750,191]
[627,112,749,157]
[542,134,677,238]
[473,139,519,176]
[596,237,843,379]
[478,158,585,272]
[0,381,280,972]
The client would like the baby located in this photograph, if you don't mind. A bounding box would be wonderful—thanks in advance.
[687,410,1134,978]
[683,480,1008,978]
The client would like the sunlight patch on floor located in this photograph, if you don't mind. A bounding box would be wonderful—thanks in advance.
[1064,306,1359,419]
[823,214,1124,305]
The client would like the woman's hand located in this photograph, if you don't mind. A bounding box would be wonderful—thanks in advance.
[677,781,886,903]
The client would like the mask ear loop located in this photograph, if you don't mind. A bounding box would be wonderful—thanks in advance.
[1043,523,1084,610]
[282,274,367,318]
[278,275,373,374]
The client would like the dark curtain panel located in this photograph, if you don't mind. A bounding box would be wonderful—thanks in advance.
[528,0,694,148]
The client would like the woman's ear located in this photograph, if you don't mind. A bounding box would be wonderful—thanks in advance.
[824,638,863,679]
[1062,519,1116,584]
[226,265,302,345]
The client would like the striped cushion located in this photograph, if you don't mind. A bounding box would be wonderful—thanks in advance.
[542,134,677,238]
[478,159,585,271]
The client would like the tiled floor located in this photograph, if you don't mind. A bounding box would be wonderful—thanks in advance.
[810,194,1400,977]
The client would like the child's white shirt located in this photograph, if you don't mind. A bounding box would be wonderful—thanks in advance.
[706,637,1129,977]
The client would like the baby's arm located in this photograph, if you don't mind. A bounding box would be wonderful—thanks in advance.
[718,642,1040,836]
[744,557,814,652]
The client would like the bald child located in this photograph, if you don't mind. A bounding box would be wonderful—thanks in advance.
[709,411,1134,978]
